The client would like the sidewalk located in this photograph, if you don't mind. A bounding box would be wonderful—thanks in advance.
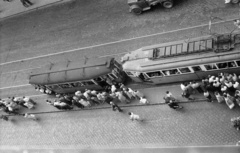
[0,0,70,20]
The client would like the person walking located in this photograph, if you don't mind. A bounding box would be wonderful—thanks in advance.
[110,101,123,112]
[128,112,142,122]
[20,0,33,7]
[24,113,37,121]
[163,96,183,110]
[231,117,240,131]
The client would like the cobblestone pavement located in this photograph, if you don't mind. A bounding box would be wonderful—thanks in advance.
[0,101,240,149]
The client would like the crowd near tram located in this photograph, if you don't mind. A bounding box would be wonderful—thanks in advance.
[1,32,240,130]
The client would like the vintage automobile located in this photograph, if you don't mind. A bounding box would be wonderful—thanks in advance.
[127,0,173,15]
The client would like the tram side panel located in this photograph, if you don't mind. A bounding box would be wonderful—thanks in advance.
[123,52,240,85]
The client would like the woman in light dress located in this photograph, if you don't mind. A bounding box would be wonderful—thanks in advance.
[214,91,225,103]
[223,93,235,109]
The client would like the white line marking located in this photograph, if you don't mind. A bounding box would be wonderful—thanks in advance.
[0,67,41,75]
[0,84,31,90]
[0,18,238,66]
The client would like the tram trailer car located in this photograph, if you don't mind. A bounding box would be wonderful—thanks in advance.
[121,32,240,85]
[29,57,126,94]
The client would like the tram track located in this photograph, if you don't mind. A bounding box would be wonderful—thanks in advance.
[0,18,238,69]
[0,21,238,76]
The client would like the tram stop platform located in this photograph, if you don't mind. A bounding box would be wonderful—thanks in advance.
[0,0,71,20]
[14,82,210,114]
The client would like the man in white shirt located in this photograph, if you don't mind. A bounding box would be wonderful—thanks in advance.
[209,76,215,83]
[233,81,240,90]
[128,112,142,122]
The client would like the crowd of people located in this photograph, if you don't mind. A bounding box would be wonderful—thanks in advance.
[0,96,37,121]
[45,83,147,111]
[179,73,240,110]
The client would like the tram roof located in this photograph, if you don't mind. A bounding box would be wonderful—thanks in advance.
[29,57,114,85]
[121,32,240,72]
[121,33,240,64]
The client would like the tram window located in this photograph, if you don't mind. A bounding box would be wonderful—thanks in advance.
[46,85,53,89]
[69,82,84,87]
[236,60,240,66]
[81,81,95,86]
[191,66,202,72]
[179,67,191,73]
[108,73,117,79]
[59,83,72,88]
[125,71,134,76]
[112,68,120,76]
[228,61,237,67]
[204,64,217,70]
[46,85,57,90]
[113,61,122,70]
[217,61,236,69]
[146,71,163,78]
[93,77,103,82]
[162,69,180,76]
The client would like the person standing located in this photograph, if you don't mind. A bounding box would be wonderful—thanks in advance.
[191,81,203,93]
[203,90,213,102]
[128,112,142,122]
[116,91,130,104]
[139,97,150,104]
[223,93,235,109]
[181,83,194,100]
[235,90,240,106]
[134,90,144,100]
[110,102,123,112]
[214,91,225,103]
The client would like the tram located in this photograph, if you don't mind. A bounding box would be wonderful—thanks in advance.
[29,57,126,94]
[121,32,240,85]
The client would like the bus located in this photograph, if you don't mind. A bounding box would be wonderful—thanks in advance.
[121,32,240,85]
[29,57,126,94]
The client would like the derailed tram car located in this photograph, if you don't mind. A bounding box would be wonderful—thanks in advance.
[29,57,126,94]
[121,33,240,85]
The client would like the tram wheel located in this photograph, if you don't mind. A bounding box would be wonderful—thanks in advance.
[162,1,173,8]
